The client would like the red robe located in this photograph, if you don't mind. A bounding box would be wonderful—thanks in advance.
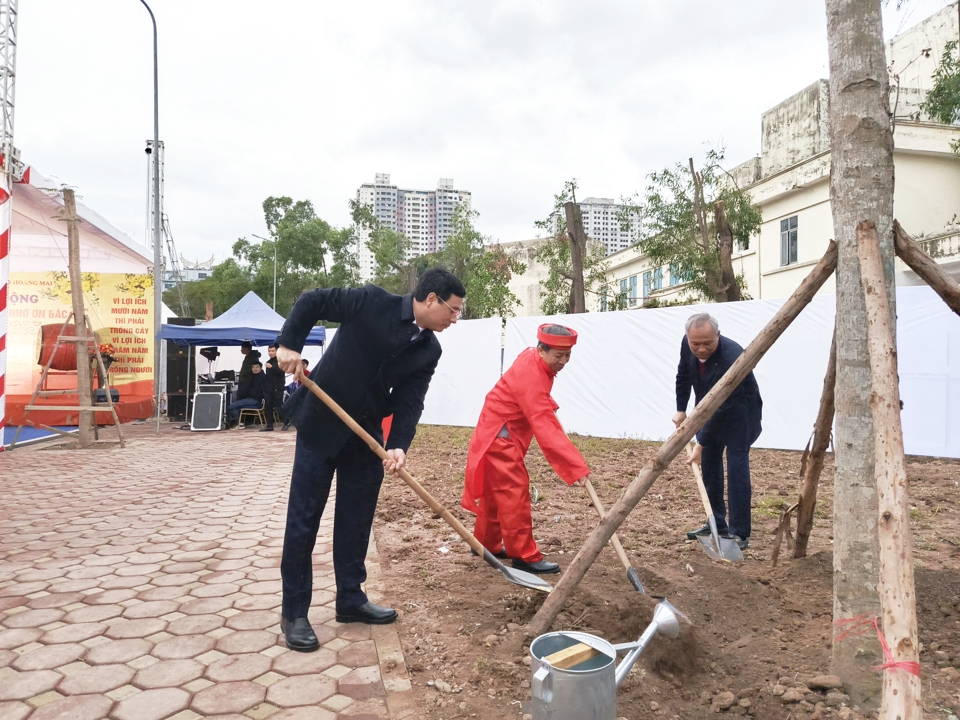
[461,348,589,562]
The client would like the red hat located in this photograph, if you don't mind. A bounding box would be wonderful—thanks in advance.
[537,324,578,349]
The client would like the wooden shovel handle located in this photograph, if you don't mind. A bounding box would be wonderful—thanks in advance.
[584,479,633,571]
[297,375,489,558]
[688,454,715,520]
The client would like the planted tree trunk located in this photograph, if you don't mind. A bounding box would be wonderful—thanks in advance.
[63,189,95,447]
[564,202,587,313]
[528,242,838,636]
[894,220,960,316]
[794,329,837,558]
[825,0,896,705]
[858,221,922,719]
[714,201,741,302]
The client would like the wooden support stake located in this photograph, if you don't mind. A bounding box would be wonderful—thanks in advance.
[527,241,839,637]
[63,189,95,447]
[793,328,837,558]
[893,220,960,316]
[857,221,922,718]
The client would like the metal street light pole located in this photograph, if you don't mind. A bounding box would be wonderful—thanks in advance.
[251,234,276,310]
[138,0,161,432]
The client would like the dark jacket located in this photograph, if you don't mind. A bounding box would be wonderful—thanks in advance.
[264,357,286,396]
[237,371,266,403]
[676,334,762,448]
[278,285,441,454]
[238,349,262,384]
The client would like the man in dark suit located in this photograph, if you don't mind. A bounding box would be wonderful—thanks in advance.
[673,313,762,551]
[261,344,286,432]
[275,268,465,652]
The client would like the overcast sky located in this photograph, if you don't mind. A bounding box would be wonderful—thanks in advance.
[15,0,953,263]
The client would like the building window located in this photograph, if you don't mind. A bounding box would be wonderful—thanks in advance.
[600,287,607,312]
[653,267,663,291]
[628,276,638,306]
[669,263,693,286]
[780,216,798,266]
[619,278,628,305]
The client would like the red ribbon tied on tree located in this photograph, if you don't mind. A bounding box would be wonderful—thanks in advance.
[833,613,921,677]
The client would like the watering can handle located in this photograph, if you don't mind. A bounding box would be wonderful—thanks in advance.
[531,665,552,702]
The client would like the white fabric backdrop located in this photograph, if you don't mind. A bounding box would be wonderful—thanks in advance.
[420,317,503,427]
[500,286,960,459]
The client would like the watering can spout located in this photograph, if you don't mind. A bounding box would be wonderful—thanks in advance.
[614,600,681,688]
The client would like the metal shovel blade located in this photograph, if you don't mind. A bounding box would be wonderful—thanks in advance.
[696,517,743,564]
[482,549,554,593]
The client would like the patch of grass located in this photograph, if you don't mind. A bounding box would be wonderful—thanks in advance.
[909,506,924,521]
[753,496,789,518]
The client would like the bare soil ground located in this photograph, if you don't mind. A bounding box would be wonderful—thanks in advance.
[373,426,960,720]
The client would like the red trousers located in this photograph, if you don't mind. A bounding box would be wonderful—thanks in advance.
[473,437,542,563]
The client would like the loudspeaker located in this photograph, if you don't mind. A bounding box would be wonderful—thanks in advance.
[167,354,194,394]
[168,393,190,422]
[94,388,120,403]
[191,391,223,431]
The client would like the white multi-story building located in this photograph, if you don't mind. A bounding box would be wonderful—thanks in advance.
[355,174,471,280]
[548,197,640,255]
[578,197,639,255]
[606,2,960,307]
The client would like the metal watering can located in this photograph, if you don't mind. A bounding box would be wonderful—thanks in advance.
[528,600,682,720]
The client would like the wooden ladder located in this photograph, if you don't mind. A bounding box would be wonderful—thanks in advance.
[9,312,126,449]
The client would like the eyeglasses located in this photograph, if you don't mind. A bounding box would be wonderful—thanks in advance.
[439,296,463,318]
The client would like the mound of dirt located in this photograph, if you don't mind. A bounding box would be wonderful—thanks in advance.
[373,426,960,719]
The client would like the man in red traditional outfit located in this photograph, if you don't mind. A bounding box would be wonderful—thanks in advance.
[461,324,590,574]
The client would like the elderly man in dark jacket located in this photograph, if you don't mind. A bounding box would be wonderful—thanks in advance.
[274,268,465,652]
[673,313,762,550]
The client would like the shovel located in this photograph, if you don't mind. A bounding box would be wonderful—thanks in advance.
[688,446,744,564]
[584,479,645,594]
[298,375,554,594]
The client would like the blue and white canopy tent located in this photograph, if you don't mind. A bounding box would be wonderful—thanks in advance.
[156,292,325,429]
[157,291,325,346]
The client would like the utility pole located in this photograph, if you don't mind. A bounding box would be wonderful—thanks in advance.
[138,0,161,430]
[63,189,94,447]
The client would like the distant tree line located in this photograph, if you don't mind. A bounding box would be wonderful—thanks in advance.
[163,196,526,322]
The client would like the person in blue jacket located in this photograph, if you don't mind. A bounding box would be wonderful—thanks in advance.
[673,313,762,550]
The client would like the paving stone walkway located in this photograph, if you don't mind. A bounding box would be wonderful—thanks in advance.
[0,423,414,720]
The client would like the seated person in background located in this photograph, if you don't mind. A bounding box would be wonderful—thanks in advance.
[281,359,310,431]
[227,361,265,426]
[238,341,262,385]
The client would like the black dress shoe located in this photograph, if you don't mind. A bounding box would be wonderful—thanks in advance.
[685,523,730,540]
[280,616,319,652]
[260,426,274,432]
[511,558,560,574]
[335,601,398,625]
[471,547,509,559]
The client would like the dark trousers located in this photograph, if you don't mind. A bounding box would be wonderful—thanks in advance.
[281,432,384,619]
[263,391,278,428]
[700,444,752,539]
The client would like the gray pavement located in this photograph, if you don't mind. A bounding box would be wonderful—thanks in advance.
[0,422,415,720]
